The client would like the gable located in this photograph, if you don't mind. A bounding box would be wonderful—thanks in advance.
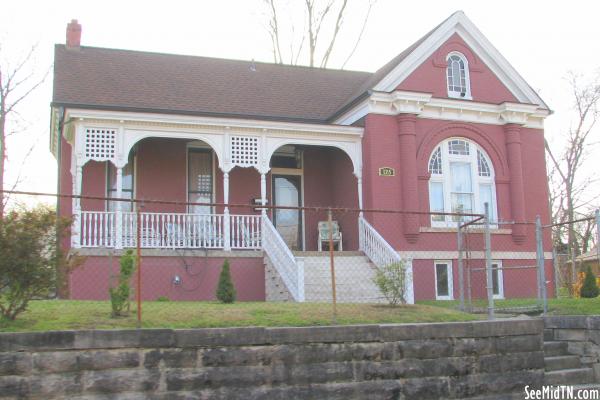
[371,11,548,110]
[397,33,518,104]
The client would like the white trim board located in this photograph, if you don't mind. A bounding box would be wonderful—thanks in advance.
[334,90,549,129]
[399,251,553,260]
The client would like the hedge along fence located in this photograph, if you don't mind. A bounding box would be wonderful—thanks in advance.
[0,319,545,399]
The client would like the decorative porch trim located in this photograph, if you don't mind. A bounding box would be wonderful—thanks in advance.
[64,108,364,175]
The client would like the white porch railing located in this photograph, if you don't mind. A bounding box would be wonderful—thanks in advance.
[261,214,304,302]
[78,211,261,250]
[358,216,414,304]
[81,211,116,247]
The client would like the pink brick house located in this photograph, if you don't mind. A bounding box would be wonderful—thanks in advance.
[50,12,553,303]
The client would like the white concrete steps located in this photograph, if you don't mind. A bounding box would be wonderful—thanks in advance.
[300,253,385,303]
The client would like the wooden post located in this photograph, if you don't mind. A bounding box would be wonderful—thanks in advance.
[328,209,337,323]
[223,171,231,251]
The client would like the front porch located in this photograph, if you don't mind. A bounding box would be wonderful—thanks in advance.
[64,110,413,304]
[73,135,362,252]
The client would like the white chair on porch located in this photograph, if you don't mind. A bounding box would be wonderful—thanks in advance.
[317,221,343,251]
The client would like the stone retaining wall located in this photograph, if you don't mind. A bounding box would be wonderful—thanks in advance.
[544,316,600,381]
[0,319,544,399]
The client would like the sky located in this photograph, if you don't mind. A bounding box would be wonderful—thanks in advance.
[1,0,599,209]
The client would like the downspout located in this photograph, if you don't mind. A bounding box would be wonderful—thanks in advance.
[55,106,65,218]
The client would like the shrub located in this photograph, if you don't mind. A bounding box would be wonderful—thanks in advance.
[0,206,70,320]
[109,250,136,317]
[373,261,407,306]
[216,259,236,303]
[580,266,599,298]
[156,296,170,302]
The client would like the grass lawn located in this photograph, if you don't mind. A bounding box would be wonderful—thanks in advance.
[0,300,479,332]
[419,297,600,315]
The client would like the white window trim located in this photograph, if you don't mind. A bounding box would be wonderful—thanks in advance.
[434,260,454,300]
[492,260,504,299]
[105,154,137,212]
[186,143,216,215]
[429,138,497,228]
[446,51,472,100]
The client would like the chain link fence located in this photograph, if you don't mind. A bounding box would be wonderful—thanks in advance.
[3,190,597,329]
[548,210,600,299]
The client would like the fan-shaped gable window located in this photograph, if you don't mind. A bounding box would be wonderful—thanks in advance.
[428,138,496,225]
[446,52,471,99]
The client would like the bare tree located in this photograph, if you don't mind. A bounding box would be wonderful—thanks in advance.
[546,71,600,285]
[0,45,49,217]
[263,0,376,68]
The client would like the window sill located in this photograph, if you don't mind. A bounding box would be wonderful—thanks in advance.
[420,226,512,234]
[447,93,473,101]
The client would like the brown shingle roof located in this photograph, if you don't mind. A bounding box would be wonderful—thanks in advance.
[53,45,373,123]
[52,22,440,123]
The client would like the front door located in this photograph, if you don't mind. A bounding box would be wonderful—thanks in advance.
[272,175,302,250]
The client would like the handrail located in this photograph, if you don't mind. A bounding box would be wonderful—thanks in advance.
[261,214,304,302]
[358,216,414,304]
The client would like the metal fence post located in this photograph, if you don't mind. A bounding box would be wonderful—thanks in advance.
[136,204,142,329]
[457,220,465,311]
[536,215,547,314]
[484,203,494,320]
[328,209,337,324]
[596,209,600,270]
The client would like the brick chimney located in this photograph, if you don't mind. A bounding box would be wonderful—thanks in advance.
[66,19,81,49]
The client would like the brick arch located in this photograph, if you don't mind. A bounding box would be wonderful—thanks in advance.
[417,122,508,179]
[432,38,484,73]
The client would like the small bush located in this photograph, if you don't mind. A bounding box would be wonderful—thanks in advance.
[0,206,71,320]
[216,259,236,303]
[109,250,135,316]
[580,266,599,298]
[373,261,407,306]
[156,296,170,302]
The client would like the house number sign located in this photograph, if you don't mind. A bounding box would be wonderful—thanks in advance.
[378,167,395,176]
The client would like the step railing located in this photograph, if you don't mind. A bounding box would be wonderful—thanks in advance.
[358,215,414,304]
[77,211,261,250]
[261,214,304,302]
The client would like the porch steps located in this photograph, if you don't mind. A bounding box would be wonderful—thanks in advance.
[301,254,385,303]
[543,341,597,386]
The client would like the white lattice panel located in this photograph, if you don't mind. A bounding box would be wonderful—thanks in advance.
[85,128,117,161]
[230,136,259,167]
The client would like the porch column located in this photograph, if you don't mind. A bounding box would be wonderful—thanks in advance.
[505,123,526,243]
[72,163,83,248]
[397,114,420,243]
[114,166,123,249]
[260,173,267,215]
[223,171,231,251]
[356,174,363,216]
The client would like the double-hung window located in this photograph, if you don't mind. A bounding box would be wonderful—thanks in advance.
[428,138,497,226]
[188,148,213,214]
[435,260,453,300]
[106,153,135,212]
[446,52,471,99]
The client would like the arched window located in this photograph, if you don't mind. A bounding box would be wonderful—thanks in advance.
[446,52,471,99]
[428,138,496,225]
